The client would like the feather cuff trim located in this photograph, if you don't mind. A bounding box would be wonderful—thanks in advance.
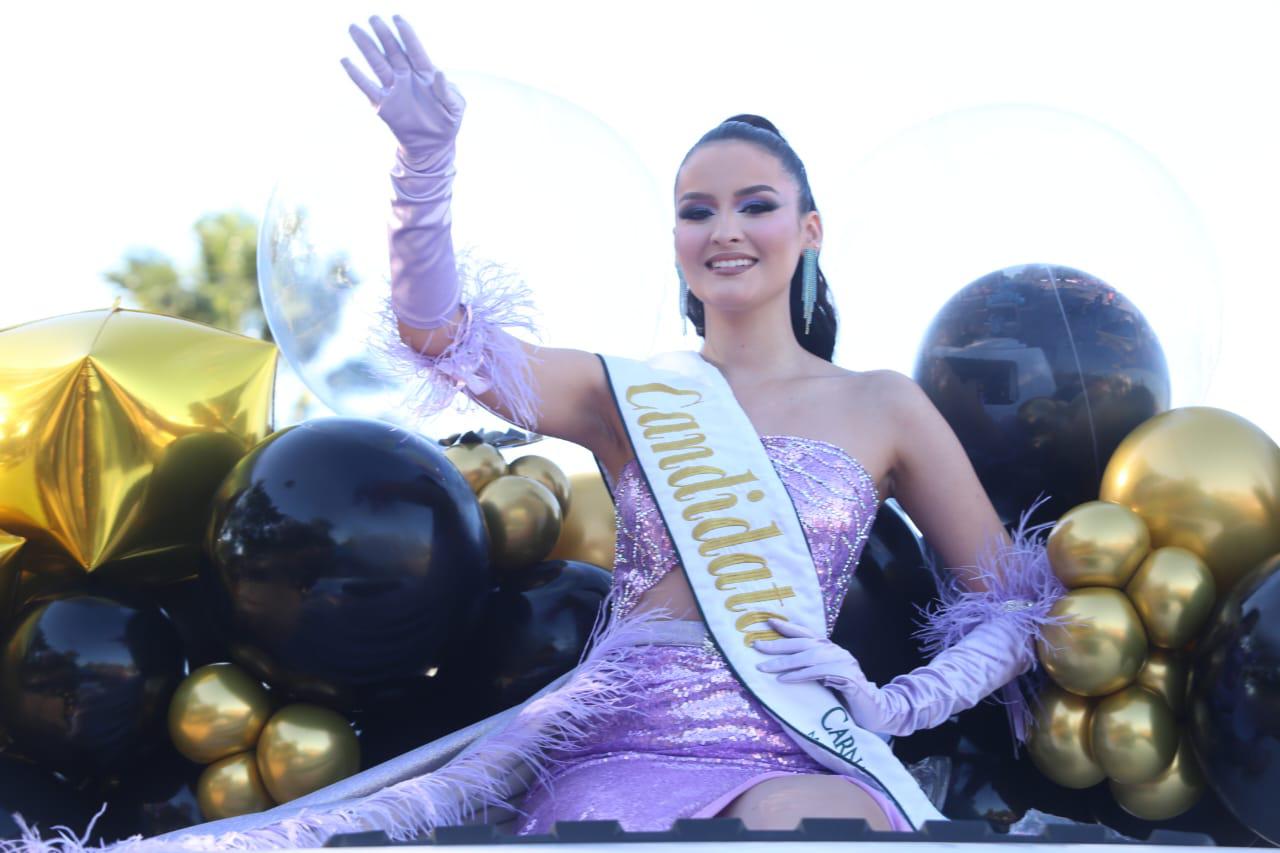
[915,494,1067,743]
[372,252,542,431]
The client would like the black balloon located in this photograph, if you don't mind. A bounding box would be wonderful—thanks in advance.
[832,499,937,686]
[0,596,185,774]
[91,744,204,841]
[0,757,98,842]
[914,264,1170,526]
[438,560,613,724]
[1189,554,1280,845]
[204,417,492,709]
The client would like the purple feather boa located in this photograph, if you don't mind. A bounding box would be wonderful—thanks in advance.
[1,591,675,852]
[915,494,1067,745]
[371,252,543,431]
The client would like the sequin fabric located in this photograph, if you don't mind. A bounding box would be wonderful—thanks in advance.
[514,435,896,833]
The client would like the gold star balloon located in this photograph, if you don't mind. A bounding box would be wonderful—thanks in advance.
[0,308,276,585]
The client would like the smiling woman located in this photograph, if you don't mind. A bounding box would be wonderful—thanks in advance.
[2,13,1077,851]
[673,119,836,354]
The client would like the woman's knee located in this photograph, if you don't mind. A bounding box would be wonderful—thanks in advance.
[715,775,893,831]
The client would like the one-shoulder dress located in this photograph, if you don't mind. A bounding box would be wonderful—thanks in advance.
[512,433,915,833]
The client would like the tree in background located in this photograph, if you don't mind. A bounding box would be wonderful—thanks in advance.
[103,208,377,424]
[106,211,269,341]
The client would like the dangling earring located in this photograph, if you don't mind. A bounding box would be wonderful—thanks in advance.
[677,263,689,334]
[802,246,818,335]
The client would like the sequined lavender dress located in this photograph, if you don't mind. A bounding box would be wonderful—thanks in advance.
[514,434,915,833]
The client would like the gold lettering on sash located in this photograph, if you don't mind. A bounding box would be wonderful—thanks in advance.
[682,494,738,521]
[639,410,699,438]
[697,522,783,557]
[671,468,761,501]
[725,585,796,611]
[691,516,750,543]
[626,383,702,409]
[735,611,788,647]
[713,567,773,590]
[655,436,713,468]
[623,377,802,650]
[707,553,769,573]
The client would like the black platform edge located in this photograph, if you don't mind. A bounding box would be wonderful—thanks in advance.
[322,816,1218,845]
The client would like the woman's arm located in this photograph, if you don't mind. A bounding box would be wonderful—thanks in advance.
[882,370,1010,592]
[754,371,1065,741]
[349,16,618,454]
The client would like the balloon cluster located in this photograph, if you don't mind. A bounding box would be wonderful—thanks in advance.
[0,309,278,836]
[1029,406,1280,822]
[203,417,493,710]
[446,434,569,575]
[194,420,619,783]
[168,663,359,821]
[429,432,619,719]
[443,431,618,576]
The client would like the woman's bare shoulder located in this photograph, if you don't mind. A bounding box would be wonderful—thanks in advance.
[816,364,919,401]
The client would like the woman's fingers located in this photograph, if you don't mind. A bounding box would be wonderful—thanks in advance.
[756,643,850,674]
[369,15,410,71]
[752,636,815,655]
[777,663,851,684]
[393,15,436,75]
[766,617,817,639]
[348,24,395,88]
[340,57,383,105]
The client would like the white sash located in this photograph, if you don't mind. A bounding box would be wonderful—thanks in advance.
[599,350,944,829]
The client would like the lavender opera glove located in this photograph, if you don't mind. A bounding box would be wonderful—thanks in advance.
[754,617,1032,738]
[348,17,542,429]
[755,500,1066,742]
[343,15,467,329]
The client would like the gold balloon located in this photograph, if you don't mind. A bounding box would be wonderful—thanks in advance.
[169,663,272,764]
[1125,547,1215,650]
[1135,649,1189,716]
[197,751,275,820]
[508,455,571,515]
[1038,587,1148,696]
[256,704,360,804]
[444,439,507,494]
[1027,686,1107,789]
[478,475,563,573]
[1091,686,1179,784]
[1110,735,1205,821]
[0,308,275,581]
[1047,501,1150,589]
[548,470,617,571]
[1100,406,1280,595]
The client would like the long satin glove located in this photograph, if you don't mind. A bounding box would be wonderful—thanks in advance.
[754,616,1032,738]
[343,14,466,330]
[755,502,1065,742]
[345,16,540,429]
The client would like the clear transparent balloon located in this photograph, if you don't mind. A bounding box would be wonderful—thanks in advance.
[825,105,1221,406]
[259,71,673,443]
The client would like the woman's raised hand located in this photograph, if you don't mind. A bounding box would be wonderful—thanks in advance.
[341,14,465,171]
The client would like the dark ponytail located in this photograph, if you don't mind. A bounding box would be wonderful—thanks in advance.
[675,114,837,361]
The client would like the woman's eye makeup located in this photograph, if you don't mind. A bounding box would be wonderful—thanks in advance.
[678,200,778,220]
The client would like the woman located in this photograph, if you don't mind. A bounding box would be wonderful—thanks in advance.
[3,14,1062,851]
[348,12,1062,836]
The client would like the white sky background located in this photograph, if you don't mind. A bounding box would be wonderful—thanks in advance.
[3,0,1279,474]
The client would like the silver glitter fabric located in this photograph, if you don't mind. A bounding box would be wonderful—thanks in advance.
[514,435,900,833]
